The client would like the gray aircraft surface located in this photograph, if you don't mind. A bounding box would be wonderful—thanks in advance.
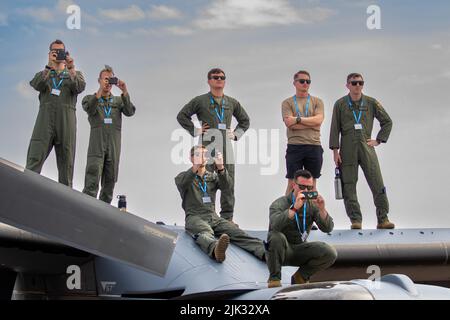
[1,157,450,300]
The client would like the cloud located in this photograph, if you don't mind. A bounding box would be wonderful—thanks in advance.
[194,0,334,30]
[148,5,182,20]
[16,81,35,100]
[0,13,7,26]
[57,0,76,13]
[100,5,146,22]
[18,7,54,22]
[165,26,194,36]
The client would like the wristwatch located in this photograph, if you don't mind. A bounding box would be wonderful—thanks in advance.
[290,204,298,213]
[296,115,301,124]
[45,65,52,70]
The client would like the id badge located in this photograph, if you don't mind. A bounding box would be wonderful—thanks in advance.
[202,196,212,203]
[51,88,61,96]
[301,232,308,242]
[104,118,113,124]
[354,123,363,130]
[218,123,227,130]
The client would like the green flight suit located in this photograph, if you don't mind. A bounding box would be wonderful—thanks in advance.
[266,193,337,280]
[175,168,265,260]
[267,194,337,281]
[81,93,136,204]
[329,94,393,224]
[26,69,86,187]
[177,93,250,221]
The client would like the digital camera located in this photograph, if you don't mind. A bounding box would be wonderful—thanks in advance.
[108,77,118,85]
[302,191,318,200]
[55,49,67,61]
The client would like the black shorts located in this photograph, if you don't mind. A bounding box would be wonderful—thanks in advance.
[285,144,323,179]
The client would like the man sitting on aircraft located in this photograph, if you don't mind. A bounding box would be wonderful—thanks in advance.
[175,145,266,263]
[266,169,337,288]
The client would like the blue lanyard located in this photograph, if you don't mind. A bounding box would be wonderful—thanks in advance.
[51,77,63,90]
[292,194,307,235]
[195,176,208,195]
[347,96,363,124]
[99,97,113,118]
[293,95,310,117]
[210,94,225,123]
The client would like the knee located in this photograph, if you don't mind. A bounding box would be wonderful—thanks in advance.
[320,243,338,265]
[268,232,286,250]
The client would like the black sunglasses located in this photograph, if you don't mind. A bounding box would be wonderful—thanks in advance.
[350,81,364,86]
[294,183,314,191]
[210,75,226,80]
[295,79,311,84]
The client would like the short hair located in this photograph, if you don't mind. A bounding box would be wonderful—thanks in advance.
[294,70,311,80]
[347,73,364,83]
[293,169,313,181]
[49,39,65,51]
[190,145,207,157]
[99,65,114,79]
[207,68,225,79]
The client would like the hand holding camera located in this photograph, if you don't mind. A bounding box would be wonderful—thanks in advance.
[65,52,75,70]
[302,191,318,200]
[214,152,224,171]
[294,193,306,211]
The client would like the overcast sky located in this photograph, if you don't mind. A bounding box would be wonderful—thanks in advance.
[1,0,450,230]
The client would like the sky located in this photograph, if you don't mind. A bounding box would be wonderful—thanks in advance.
[1,0,450,230]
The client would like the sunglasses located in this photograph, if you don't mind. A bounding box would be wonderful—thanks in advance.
[295,79,311,84]
[295,183,314,191]
[350,81,364,86]
[210,75,226,80]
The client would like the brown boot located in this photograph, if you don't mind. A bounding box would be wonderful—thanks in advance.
[291,270,308,285]
[377,220,395,229]
[268,279,282,288]
[214,234,230,263]
[351,221,362,229]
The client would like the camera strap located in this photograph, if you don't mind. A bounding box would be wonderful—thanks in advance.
[195,175,208,196]
[347,95,363,124]
[292,194,307,239]
[51,77,63,90]
[210,94,225,123]
[99,96,113,118]
[293,94,310,117]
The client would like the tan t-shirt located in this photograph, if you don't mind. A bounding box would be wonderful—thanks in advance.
[281,95,324,145]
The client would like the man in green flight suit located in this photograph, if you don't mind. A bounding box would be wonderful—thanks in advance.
[82,65,136,204]
[177,68,250,223]
[26,39,86,187]
[329,73,394,230]
[175,145,265,263]
[266,169,337,288]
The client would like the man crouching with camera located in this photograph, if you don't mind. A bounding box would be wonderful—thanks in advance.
[266,169,337,288]
[82,65,136,204]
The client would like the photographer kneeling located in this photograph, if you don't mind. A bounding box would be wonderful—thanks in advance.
[266,169,337,288]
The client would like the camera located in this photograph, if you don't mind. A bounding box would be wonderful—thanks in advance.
[108,77,118,85]
[302,191,318,200]
[55,49,67,61]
